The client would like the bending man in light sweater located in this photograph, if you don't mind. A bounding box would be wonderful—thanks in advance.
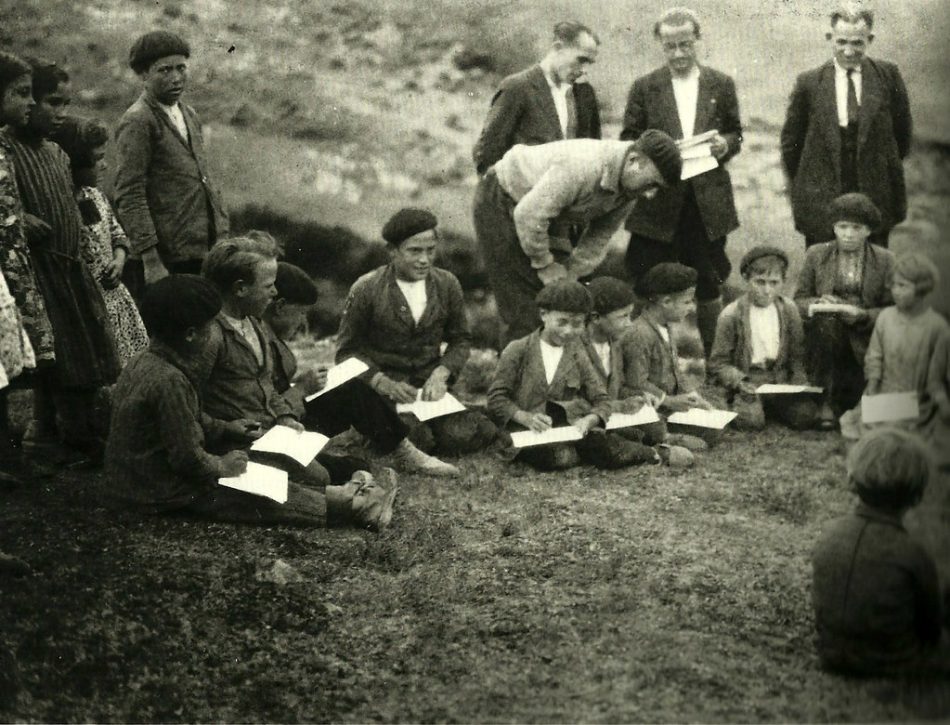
[472,132,681,346]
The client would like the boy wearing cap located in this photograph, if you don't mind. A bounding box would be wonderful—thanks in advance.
[264,261,460,477]
[473,133,681,345]
[708,246,818,430]
[114,30,229,290]
[619,262,714,416]
[106,275,396,531]
[812,427,949,675]
[337,208,497,455]
[488,279,659,470]
[795,192,894,427]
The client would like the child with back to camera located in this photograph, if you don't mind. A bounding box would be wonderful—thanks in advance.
[812,427,949,675]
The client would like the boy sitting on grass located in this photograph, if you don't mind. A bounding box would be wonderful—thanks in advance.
[263,260,459,478]
[106,275,396,530]
[488,279,658,471]
[708,246,818,431]
[619,263,714,446]
[812,427,949,675]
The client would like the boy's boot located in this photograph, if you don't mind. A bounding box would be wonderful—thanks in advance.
[392,438,459,477]
[326,469,398,531]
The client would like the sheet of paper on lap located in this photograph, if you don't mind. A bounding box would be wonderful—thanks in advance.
[219,462,288,503]
[667,408,737,429]
[510,426,584,448]
[304,357,369,401]
[755,384,823,395]
[251,425,329,466]
[396,391,467,422]
[605,406,661,429]
[861,392,918,424]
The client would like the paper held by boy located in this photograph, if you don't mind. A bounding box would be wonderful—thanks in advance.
[396,391,468,422]
[667,408,738,429]
[861,392,919,424]
[510,425,584,448]
[304,357,369,401]
[755,384,824,395]
[605,406,661,430]
[220,462,288,504]
[250,425,329,466]
[677,130,719,180]
[807,302,863,317]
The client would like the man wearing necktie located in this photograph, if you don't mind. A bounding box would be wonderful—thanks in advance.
[472,21,602,176]
[619,7,743,358]
[781,4,912,248]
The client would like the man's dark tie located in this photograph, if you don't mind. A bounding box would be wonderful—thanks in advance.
[564,85,578,139]
[846,69,859,125]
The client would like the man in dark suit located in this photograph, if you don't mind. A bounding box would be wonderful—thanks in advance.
[114,31,230,290]
[472,21,601,175]
[780,5,912,248]
[620,7,743,357]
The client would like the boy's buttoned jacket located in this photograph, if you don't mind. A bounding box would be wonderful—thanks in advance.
[335,263,471,387]
[113,92,229,264]
[708,294,808,390]
[617,316,690,400]
[488,330,611,427]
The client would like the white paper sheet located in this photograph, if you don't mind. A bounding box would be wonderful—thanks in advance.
[605,407,661,430]
[667,408,738,429]
[250,425,329,466]
[680,143,713,160]
[510,426,583,448]
[219,462,288,503]
[681,154,719,180]
[304,357,369,401]
[755,384,824,395]
[676,129,718,149]
[861,392,919,424]
[396,391,467,422]
[808,302,859,317]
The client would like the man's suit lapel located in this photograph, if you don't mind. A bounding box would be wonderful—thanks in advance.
[816,63,841,161]
[528,66,564,140]
[385,268,417,331]
[693,67,714,135]
[144,94,194,153]
[816,244,838,295]
[857,59,882,152]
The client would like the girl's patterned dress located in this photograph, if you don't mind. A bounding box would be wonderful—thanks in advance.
[78,186,148,366]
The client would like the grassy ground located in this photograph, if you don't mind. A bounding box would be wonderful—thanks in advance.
[1,411,949,721]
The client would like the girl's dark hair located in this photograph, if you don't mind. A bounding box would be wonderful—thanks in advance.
[0,51,31,98]
[24,56,69,100]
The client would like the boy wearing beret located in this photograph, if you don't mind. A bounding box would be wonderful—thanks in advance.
[263,261,460,478]
[114,30,229,291]
[619,262,714,416]
[106,275,396,530]
[794,193,895,428]
[473,132,681,345]
[708,246,818,430]
[488,280,659,470]
[337,208,498,456]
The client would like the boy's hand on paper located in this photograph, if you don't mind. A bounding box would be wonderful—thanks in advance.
[738,381,758,396]
[537,262,568,286]
[275,415,305,432]
[298,367,327,395]
[686,392,714,410]
[574,414,600,436]
[818,294,842,304]
[662,393,694,412]
[421,367,450,401]
[218,450,248,477]
[225,418,262,441]
[375,374,418,404]
[864,379,882,396]
[515,411,552,433]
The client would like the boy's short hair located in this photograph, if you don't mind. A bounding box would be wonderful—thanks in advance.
[244,228,284,257]
[24,56,68,100]
[536,279,592,314]
[636,262,698,300]
[893,252,940,297]
[0,51,31,99]
[129,31,191,75]
[275,262,318,305]
[739,245,789,279]
[202,236,279,293]
[140,274,221,344]
[847,427,931,509]
[653,7,701,38]
[586,276,635,315]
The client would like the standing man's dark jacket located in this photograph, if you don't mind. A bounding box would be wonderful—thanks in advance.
[620,65,741,243]
[473,65,601,175]
[114,92,229,265]
[780,58,911,244]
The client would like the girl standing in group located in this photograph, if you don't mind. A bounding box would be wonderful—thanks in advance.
[52,116,148,367]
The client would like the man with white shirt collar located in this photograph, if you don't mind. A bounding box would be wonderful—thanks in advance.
[620,7,743,359]
[781,3,912,248]
[114,31,230,292]
[472,21,602,176]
